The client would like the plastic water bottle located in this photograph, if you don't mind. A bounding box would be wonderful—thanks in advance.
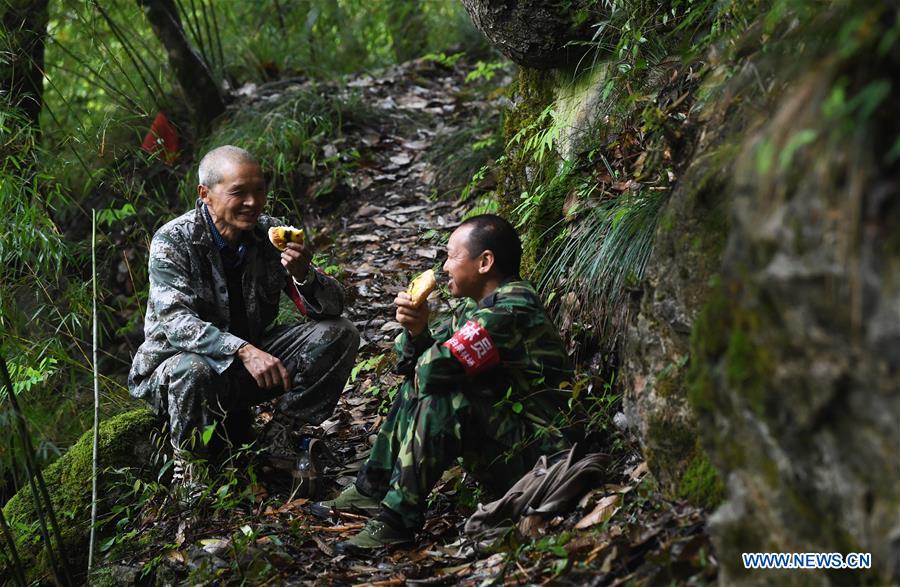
[296,436,312,477]
[295,436,318,497]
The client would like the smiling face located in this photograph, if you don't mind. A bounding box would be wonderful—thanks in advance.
[443,224,492,300]
[198,160,266,243]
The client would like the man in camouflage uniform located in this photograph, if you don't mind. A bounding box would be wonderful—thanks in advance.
[319,214,577,549]
[128,145,358,487]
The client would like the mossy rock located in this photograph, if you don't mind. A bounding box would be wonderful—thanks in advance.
[2,408,160,583]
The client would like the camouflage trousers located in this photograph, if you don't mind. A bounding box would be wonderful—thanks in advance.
[355,379,570,530]
[144,318,359,452]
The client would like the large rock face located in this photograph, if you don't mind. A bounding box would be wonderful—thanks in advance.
[625,5,900,584]
[697,69,900,585]
[460,0,599,69]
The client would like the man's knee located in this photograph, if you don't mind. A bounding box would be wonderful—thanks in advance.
[320,317,360,354]
[167,352,217,393]
[413,392,461,435]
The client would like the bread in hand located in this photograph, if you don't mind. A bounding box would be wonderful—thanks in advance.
[407,269,437,307]
[268,225,305,251]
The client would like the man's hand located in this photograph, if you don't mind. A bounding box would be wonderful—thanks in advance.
[282,242,313,283]
[395,291,429,337]
[237,344,291,392]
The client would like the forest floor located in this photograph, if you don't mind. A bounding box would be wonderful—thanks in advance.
[97,58,717,586]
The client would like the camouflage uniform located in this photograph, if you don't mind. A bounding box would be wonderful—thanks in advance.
[355,280,576,530]
[128,200,359,451]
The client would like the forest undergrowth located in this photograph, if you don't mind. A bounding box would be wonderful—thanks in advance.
[64,55,718,586]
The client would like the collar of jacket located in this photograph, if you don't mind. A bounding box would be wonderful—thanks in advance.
[190,199,265,248]
[478,276,524,308]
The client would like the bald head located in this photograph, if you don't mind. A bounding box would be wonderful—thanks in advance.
[198,145,260,188]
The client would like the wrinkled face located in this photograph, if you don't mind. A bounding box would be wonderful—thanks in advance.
[443,225,485,299]
[199,160,266,239]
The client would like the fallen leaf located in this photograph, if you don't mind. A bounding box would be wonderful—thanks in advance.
[361,133,381,147]
[264,497,309,516]
[604,483,633,494]
[350,234,380,243]
[398,96,429,109]
[517,514,546,538]
[575,494,621,529]
[307,523,365,532]
[627,461,649,481]
[354,577,406,587]
[402,140,430,150]
[347,75,374,88]
[199,538,230,556]
[372,217,399,228]
[357,205,386,218]
[312,534,334,556]
[377,97,397,109]
[393,204,429,214]
[389,153,412,166]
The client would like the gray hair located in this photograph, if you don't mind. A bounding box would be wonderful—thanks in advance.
[197,145,259,187]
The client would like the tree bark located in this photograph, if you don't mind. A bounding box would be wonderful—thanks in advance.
[460,0,601,70]
[136,0,224,133]
[0,0,49,130]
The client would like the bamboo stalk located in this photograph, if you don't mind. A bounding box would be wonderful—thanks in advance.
[64,6,155,105]
[0,356,73,586]
[34,76,96,183]
[93,1,168,103]
[173,0,203,58]
[196,0,219,74]
[48,41,146,113]
[176,0,210,67]
[87,209,100,572]
[208,0,225,76]
[0,506,28,587]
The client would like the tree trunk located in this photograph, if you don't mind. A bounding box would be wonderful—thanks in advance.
[460,0,601,70]
[136,0,224,133]
[0,0,49,131]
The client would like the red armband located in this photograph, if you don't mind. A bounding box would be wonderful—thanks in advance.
[442,320,500,376]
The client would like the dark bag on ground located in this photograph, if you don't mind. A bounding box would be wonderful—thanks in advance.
[465,444,608,540]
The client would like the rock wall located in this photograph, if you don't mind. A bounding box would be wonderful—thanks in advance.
[626,5,900,584]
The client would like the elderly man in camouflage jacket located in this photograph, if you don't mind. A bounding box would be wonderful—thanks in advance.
[129,145,358,486]
[318,214,578,550]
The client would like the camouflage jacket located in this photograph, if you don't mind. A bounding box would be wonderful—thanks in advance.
[394,279,575,431]
[128,200,345,401]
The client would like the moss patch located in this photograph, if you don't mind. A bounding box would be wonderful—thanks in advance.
[3,408,159,582]
[686,276,730,415]
[678,451,725,509]
[654,357,687,398]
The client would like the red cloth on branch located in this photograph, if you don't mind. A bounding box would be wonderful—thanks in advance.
[141,112,178,164]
